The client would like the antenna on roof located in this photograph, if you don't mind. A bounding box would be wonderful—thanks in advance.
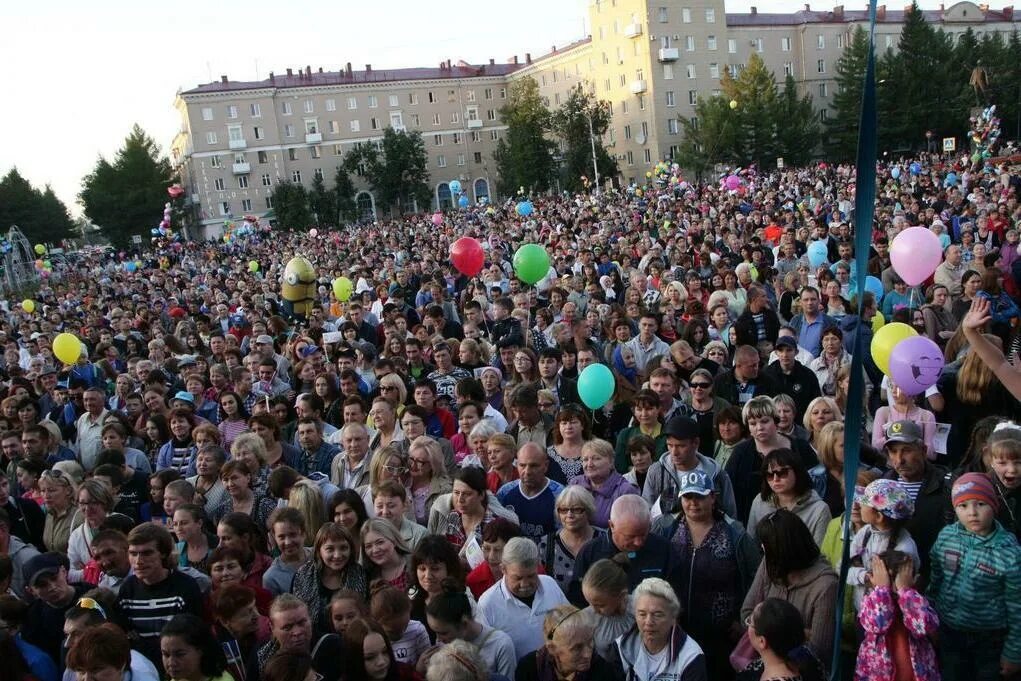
[206,61,212,84]
[254,59,259,81]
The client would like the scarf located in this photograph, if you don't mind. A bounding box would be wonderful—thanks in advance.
[612,346,638,385]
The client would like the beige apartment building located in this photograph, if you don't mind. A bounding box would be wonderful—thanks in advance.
[172,0,1019,236]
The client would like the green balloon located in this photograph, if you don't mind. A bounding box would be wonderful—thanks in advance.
[513,243,550,285]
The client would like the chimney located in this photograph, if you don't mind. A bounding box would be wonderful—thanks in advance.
[220,75,228,83]
[346,62,352,77]
[1005,6,1014,19]
[318,67,323,73]
[876,4,886,19]
[366,64,372,72]
[513,55,519,64]
[269,71,275,82]
[804,3,810,10]
[446,59,452,69]
[489,58,495,65]
[286,68,293,77]
[834,4,844,17]
[750,6,757,15]
[526,53,532,63]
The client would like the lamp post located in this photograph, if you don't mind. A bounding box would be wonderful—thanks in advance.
[587,110,600,193]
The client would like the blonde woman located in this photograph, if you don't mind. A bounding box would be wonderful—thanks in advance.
[288,480,325,541]
[407,436,451,527]
[802,396,842,448]
[41,465,83,554]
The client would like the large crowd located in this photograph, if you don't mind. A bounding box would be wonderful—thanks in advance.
[1,152,1020,681]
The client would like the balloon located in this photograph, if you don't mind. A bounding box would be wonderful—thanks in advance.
[248,261,259,273]
[21,300,34,314]
[53,332,81,365]
[872,312,886,334]
[33,244,44,255]
[577,363,616,409]
[332,277,354,302]
[309,228,319,237]
[513,243,550,285]
[864,275,885,302]
[891,166,901,179]
[729,99,738,109]
[871,322,917,376]
[945,172,957,187]
[889,336,944,396]
[449,180,462,195]
[890,226,942,286]
[516,201,534,217]
[807,241,828,268]
[167,184,185,198]
[124,262,137,273]
[431,213,444,226]
[450,237,485,276]
[458,195,469,208]
[909,161,922,175]
[725,175,741,190]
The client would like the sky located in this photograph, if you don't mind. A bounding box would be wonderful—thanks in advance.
[0,0,958,216]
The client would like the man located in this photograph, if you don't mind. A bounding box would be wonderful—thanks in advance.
[493,334,523,380]
[0,508,39,598]
[404,339,435,381]
[880,420,951,584]
[116,523,203,667]
[642,417,737,518]
[256,595,343,679]
[330,422,372,489]
[254,335,290,376]
[868,236,892,279]
[454,378,508,432]
[575,345,600,374]
[372,480,428,551]
[74,387,108,472]
[567,495,679,606]
[0,469,43,549]
[412,379,456,440]
[497,443,564,542]
[424,304,464,341]
[648,368,693,422]
[505,385,553,449]
[625,312,671,373]
[426,343,471,402]
[934,244,965,297]
[476,537,568,659]
[670,341,719,385]
[839,292,882,386]
[733,285,781,348]
[286,393,338,446]
[713,345,779,406]
[231,366,258,414]
[489,297,521,347]
[252,359,292,400]
[295,418,339,477]
[762,336,821,420]
[788,287,836,358]
[20,552,93,664]
[91,528,134,593]
[536,348,579,408]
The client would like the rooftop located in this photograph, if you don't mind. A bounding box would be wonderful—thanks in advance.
[726,4,1015,26]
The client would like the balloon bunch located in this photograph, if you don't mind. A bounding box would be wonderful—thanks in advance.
[33,257,54,279]
[122,259,143,273]
[515,200,534,217]
[968,104,1001,166]
[151,202,176,241]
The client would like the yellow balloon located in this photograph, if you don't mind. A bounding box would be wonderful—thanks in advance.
[53,332,82,365]
[332,277,354,302]
[872,313,885,334]
[21,299,34,314]
[729,100,738,110]
[870,322,917,376]
[34,244,45,255]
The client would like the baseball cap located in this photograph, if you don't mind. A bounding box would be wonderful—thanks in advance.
[24,552,68,588]
[663,416,700,441]
[774,336,798,350]
[884,420,923,446]
[678,471,713,497]
[171,391,195,405]
[301,345,322,358]
[177,355,197,368]
[255,334,274,345]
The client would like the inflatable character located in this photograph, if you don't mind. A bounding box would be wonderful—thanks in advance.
[281,256,316,320]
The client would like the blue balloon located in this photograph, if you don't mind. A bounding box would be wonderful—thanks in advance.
[449,180,462,195]
[945,172,958,187]
[891,166,901,179]
[577,363,616,409]
[458,195,469,208]
[516,201,534,217]
[909,162,922,175]
[807,240,828,268]
[863,275,885,302]
[124,262,137,273]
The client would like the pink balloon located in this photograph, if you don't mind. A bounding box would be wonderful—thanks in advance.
[725,175,741,190]
[890,226,942,286]
[309,228,319,237]
[432,213,444,226]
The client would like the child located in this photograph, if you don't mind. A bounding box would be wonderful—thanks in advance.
[848,479,920,611]
[263,507,311,596]
[624,434,656,492]
[329,589,369,635]
[15,459,47,510]
[984,425,1021,541]
[929,472,1021,681]
[368,580,430,667]
[856,551,939,681]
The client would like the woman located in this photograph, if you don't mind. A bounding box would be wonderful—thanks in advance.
[515,605,614,681]
[809,421,866,518]
[361,518,413,591]
[952,269,983,323]
[713,406,747,469]
[40,467,82,554]
[213,460,276,528]
[217,391,250,451]
[360,444,412,512]
[921,284,956,348]
[721,270,748,317]
[341,617,421,681]
[67,479,115,582]
[509,348,539,386]
[465,518,522,600]
[144,414,171,465]
[478,367,504,415]
[568,439,639,528]
[823,280,850,319]
[742,598,826,681]
[316,374,344,428]
[408,436,452,527]
[801,397,841,449]
[369,398,402,455]
[684,368,731,454]
[741,509,839,666]
[579,556,635,662]
[290,360,317,396]
[156,408,198,474]
[808,327,849,398]
[160,614,232,681]
[708,303,733,346]
[451,402,484,463]
[216,512,273,590]
[66,624,159,681]
[212,584,270,681]
[247,414,300,471]
[409,535,466,643]
[747,450,831,546]
[703,340,730,369]
[429,466,517,552]
[424,577,517,678]
[546,405,593,485]
[773,394,808,442]
[330,488,370,537]
[978,266,1021,345]
[537,486,605,596]
[174,503,216,574]
[613,577,707,681]
[377,373,409,417]
[291,522,368,632]
[457,339,487,373]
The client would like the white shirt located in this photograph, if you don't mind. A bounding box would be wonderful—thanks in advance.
[477,574,568,659]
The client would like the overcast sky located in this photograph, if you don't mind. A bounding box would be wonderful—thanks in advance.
[0,0,954,215]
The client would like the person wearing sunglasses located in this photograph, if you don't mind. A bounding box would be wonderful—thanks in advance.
[747,449,831,547]
[683,367,731,456]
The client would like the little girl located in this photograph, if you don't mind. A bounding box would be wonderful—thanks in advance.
[16,458,47,510]
[872,381,936,460]
[984,424,1021,541]
[369,580,430,667]
[848,479,920,611]
[624,434,655,492]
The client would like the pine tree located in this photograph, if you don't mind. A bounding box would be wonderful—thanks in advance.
[676,95,741,179]
[494,77,556,196]
[344,128,430,215]
[269,181,312,230]
[723,54,780,168]
[826,26,870,161]
[776,75,821,166]
[333,165,357,224]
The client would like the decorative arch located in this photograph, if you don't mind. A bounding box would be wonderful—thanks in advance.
[2,227,39,294]
[436,183,453,211]
[355,191,376,222]
[473,178,490,203]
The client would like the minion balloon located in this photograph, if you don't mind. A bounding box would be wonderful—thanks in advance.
[281,256,316,319]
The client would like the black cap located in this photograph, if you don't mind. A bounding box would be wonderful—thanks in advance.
[24,552,68,587]
[774,336,798,350]
[663,416,700,441]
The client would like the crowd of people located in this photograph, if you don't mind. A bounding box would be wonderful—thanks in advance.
[0,152,1020,681]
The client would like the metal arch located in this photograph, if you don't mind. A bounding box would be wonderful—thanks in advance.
[3,226,40,294]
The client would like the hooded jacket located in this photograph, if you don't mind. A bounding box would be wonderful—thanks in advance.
[426,490,518,535]
[747,490,833,546]
[613,624,707,681]
[641,452,737,520]
[6,535,40,598]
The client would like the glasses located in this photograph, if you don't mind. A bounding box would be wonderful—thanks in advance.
[558,507,587,516]
[75,597,108,620]
[690,382,712,390]
[538,402,555,409]
[766,467,792,480]
[383,465,409,475]
[408,457,431,467]
[380,385,398,392]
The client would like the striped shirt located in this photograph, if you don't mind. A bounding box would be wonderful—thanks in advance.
[116,570,203,666]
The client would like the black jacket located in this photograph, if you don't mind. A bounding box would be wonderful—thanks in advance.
[713,370,780,407]
[2,496,44,550]
[567,531,679,607]
[725,437,819,525]
[733,308,781,347]
[762,360,822,420]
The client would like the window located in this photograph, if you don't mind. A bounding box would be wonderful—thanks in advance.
[473,151,482,164]
[202,107,214,121]
[471,131,481,143]
[885,35,893,49]
[706,8,715,22]
[622,101,629,114]
[214,178,225,191]
[669,144,679,158]
[682,7,691,22]
[457,154,465,166]
[490,130,499,141]
[467,106,479,121]
[658,6,668,22]
[265,197,273,209]
[644,149,652,163]
[250,103,261,117]
[817,59,826,73]
[754,38,763,52]
[257,151,268,163]
[728,39,737,54]
[253,126,264,140]
[784,62,794,76]
[210,155,221,168]
[304,119,318,134]
[666,91,676,106]
[238,175,249,188]
[707,35,717,50]
[206,131,218,144]
[410,113,420,126]
[624,124,632,140]
[604,78,611,91]
[350,120,360,132]
[292,170,301,183]
[619,74,626,87]
[228,125,244,144]
[838,33,847,49]
[709,63,720,79]
[368,96,378,108]
[325,99,336,112]
[428,91,436,103]
[432,113,441,125]
[313,168,323,180]
[818,83,828,97]
[388,95,399,107]
[234,152,245,164]
[288,148,298,161]
[303,100,313,114]
[370,117,379,130]
[453,132,462,144]
[437,155,447,168]
[487,109,496,120]
[466,90,476,102]
[329,121,340,134]
[310,146,321,159]
[817,34,825,49]
[333,144,343,155]
[688,90,698,105]
[390,112,404,129]
[639,95,646,110]
[686,36,695,51]
[668,118,679,134]
[261,174,272,186]
[450,111,459,123]
[626,150,634,165]
[282,101,292,115]
[220,201,230,216]
[409,93,419,105]
[641,121,649,138]
[820,109,829,121]
[664,64,674,80]
[241,199,252,212]
[687,64,696,79]
[484,88,493,99]
[781,37,792,51]
[347,97,358,110]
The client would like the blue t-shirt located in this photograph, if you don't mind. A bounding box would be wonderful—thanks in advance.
[497,479,564,542]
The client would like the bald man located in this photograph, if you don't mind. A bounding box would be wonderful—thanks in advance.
[496,443,563,542]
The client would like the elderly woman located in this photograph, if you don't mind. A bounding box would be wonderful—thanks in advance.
[808,327,850,397]
[41,465,83,553]
[773,393,809,442]
[702,340,730,368]
[651,469,761,679]
[515,605,615,681]
[741,509,839,666]
[567,439,639,528]
[613,578,707,680]
[367,397,402,455]
[802,396,842,448]
[68,478,116,582]
[424,640,491,681]
[537,486,605,596]
[213,459,277,529]
[188,444,229,517]
[746,449,832,546]
[408,436,452,527]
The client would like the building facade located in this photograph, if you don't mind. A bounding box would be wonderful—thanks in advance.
[172,1,1018,236]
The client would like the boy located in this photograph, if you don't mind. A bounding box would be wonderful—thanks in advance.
[929,473,1021,680]
[262,508,311,596]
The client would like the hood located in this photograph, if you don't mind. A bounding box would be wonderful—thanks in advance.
[839,315,860,333]
[656,451,722,479]
[793,489,825,511]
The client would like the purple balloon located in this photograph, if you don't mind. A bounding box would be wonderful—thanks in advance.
[888,335,944,396]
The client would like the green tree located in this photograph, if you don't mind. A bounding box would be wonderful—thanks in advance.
[549,84,619,192]
[79,125,176,248]
[333,164,357,223]
[676,96,740,179]
[775,74,820,167]
[36,186,76,244]
[493,77,556,195]
[826,26,870,161]
[308,174,337,227]
[269,180,312,230]
[0,170,76,245]
[723,54,780,167]
[344,128,430,215]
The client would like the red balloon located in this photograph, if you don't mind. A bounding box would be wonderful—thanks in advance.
[450,237,485,276]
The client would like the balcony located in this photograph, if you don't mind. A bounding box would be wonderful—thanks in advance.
[305,132,322,144]
[658,47,679,62]
[228,138,247,150]
[466,119,483,129]
[624,22,642,38]
[231,162,251,174]
[630,79,648,94]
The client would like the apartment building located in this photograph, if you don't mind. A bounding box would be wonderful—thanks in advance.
[172,1,1018,235]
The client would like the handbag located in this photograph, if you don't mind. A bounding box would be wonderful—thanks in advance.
[729,629,759,672]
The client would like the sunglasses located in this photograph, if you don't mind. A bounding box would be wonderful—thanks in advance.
[690,382,712,390]
[75,597,108,620]
[766,467,792,480]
